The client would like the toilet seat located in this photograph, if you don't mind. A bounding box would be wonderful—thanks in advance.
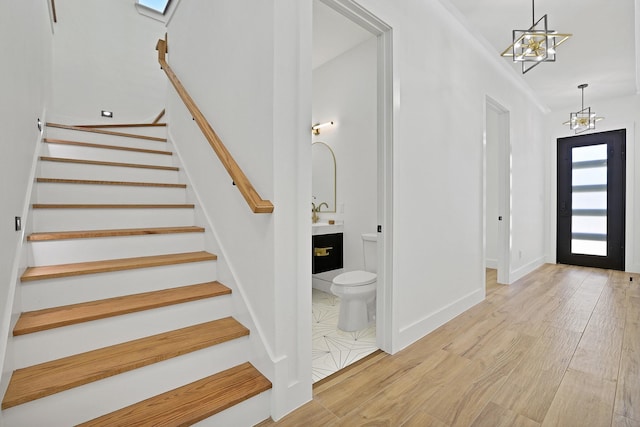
[332,270,377,287]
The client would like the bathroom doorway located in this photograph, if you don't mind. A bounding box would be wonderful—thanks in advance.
[484,97,511,286]
[311,0,393,382]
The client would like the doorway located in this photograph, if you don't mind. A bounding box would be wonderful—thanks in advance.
[311,0,393,382]
[485,97,511,285]
[557,129,626,270]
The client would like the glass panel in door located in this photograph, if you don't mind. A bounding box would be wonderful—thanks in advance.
[571,144,607,256]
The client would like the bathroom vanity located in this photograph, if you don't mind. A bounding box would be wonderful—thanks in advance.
[312,221,343,274]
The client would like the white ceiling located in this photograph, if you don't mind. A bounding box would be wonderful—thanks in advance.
[312,1,374,70]
[313,0,639,112]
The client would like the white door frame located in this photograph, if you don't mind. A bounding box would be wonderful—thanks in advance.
[319,0,394,352]
[485,96,512,285]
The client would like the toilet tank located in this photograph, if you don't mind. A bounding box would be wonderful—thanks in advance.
[361,233,378,273]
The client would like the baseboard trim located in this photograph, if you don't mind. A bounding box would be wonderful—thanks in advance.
[509,256,546,284]
[485,259,498,269]
[395,288,484,353]
[628,264,640,274]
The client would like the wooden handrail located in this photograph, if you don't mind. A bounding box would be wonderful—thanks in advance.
[156,38,273,214]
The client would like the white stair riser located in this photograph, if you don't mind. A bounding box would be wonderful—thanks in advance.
[32,207,195,231]
[41,143,175,166]
[29,233,205,265]
[14,295,233,368]
[21,261,218,310]
[1,339,251,427]
[45,128,169,150]
[40,160,180,183]
[35,182,187,204]
[195,391,271,427]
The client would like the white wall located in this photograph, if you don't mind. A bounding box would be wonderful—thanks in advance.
[141,0,550,419]
[546,94,640,273]
[165,0,312,419]
[0,0,558,422]
[0,0,53,402]
[312,37,378,273]
[48,0,166,123]
[346,0,548,350]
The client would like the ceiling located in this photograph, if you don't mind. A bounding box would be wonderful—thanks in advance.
[313,0,639,112]
[312,1,373,70]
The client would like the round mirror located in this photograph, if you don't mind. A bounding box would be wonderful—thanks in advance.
[312,141,336,213]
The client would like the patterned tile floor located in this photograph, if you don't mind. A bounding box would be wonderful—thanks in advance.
[312,288,377,383]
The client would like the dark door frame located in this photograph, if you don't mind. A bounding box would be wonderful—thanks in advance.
[557,129,626,271]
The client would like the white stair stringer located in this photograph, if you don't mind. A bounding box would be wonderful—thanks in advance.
[2,338,252,427]
[1,122,272,426]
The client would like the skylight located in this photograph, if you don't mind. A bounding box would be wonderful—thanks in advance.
[138,0,171,14]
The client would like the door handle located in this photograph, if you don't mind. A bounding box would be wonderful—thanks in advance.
[314,247,333,257]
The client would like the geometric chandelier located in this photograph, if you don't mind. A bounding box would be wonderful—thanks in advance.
[563,84,604,134]
[500,0,572,74]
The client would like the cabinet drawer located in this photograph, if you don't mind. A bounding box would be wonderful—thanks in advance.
[312,233,343,274]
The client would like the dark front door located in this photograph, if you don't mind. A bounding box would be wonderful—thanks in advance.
[557,129,625,270]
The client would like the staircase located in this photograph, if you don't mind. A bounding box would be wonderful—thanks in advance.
[1,122,271,426]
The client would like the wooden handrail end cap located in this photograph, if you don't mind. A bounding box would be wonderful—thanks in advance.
[254,202,274,214]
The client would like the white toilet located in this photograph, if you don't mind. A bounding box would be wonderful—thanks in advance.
[330,233,377,332]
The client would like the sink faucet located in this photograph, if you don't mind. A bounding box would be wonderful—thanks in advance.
[311,202,328,224]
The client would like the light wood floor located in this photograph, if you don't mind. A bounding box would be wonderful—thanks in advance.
[257,264,640,426]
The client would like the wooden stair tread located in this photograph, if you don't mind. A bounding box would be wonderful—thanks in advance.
[43,138,172,156]
[28,226,205,241]
[46,122,167,142]
[36,177,186,188]
[20,251,217,282]
[40,156,179,171]
[33,203,195,209]
[73,123,167,128]
[1,318,249,409]
[78,362,271,426]
[13,282,231,336]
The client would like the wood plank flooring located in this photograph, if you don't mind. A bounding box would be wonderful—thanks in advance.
[257,264,640,426]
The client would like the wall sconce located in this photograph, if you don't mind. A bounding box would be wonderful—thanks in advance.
[312,121,334,135]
